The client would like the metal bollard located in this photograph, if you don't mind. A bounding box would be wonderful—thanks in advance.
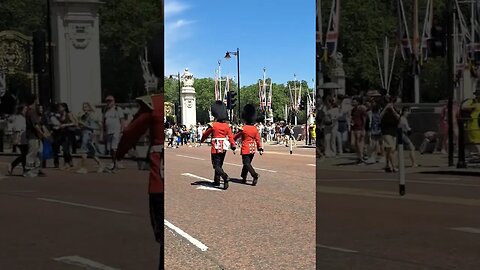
[457,117,467,168]
[397,128,406,196]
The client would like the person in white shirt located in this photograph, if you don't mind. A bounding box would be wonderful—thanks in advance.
[399,107,418,167]
[7,105,28,175]
[103,95,125,168]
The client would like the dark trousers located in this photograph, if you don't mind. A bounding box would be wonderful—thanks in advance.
[149,193,164,270]
[60,131,73,164]
[211,152,227,180]
[11,144,28,172]
[241,154,258,178]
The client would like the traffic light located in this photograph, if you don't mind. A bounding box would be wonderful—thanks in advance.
[428,25,446,58]
[299,99,306,110]
[229,90,237,109]
[226,91,232,109]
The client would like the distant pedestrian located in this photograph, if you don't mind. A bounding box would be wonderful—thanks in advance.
[7,105,28,175]
[103,95,125,168]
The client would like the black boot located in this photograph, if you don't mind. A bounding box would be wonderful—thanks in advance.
[252,173,259,186]
[241,173,247,184]
[213,175,220,186]
[222,173,229,190]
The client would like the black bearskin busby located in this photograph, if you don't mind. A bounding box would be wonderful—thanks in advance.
[211,100,228,122]
[241,104,256,125]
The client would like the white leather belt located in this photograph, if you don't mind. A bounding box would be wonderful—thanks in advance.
[150,145,163,153]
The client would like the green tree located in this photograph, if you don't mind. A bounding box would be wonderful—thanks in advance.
[99,0,162,101]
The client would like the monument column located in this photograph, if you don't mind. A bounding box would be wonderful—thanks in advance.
[180,68,196,127]
[51,0,103,114]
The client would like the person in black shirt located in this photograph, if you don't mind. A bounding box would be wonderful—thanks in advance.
[380,98,400,172]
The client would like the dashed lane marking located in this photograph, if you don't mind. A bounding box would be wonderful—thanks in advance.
[37,198,131,214]
[265,151,315,158]
[450,227,480,234]
[164,219,208,251]
[317,244,359,253]
[223,162,278,173]
[317,186,480,207]
[53,255,120,270]
[318,178,480,187]
[176,155,206,161]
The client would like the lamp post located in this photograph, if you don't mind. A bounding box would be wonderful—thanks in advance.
[169,73,181,125]
[225,48,240,122]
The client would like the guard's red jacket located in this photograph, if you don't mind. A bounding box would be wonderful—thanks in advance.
[201,122,236,154]
[234,125,262,155]
[116,94,164,194]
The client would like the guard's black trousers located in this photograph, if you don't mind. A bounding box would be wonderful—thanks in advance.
[211,152,228,181]
[149,193,164,269]
[241,154,258,178]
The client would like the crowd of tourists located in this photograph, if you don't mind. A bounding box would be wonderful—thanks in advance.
[3,94,134,177]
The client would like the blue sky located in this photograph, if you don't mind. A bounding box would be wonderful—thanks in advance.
[165,0,315,87]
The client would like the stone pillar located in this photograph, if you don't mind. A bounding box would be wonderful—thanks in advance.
[331,53,346,96]
[51,0,103,114]
[180,68,196,127]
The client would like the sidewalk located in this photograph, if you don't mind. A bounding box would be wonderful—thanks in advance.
[318,151,480,176]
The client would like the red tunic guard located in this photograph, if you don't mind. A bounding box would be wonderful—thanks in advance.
[116,94,164,245]
[201,122,236,154]
[234,125,262,155]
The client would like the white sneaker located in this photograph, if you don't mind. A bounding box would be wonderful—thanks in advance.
[117,163,125,169]
[6,164,12,175]
[97,165,104,173]
[23,171,37,178]
[76,168,88,174]
[365,157,376,164]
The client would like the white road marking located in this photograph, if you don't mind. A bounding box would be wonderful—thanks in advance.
[317,244,359,253]
[164,219,208,251]
[450,227,480,234]
[37,198,131,214]
[317,186,480,207]
[318,178,480,187]
[176,155,206,161]
[182,173,211,181]
[266,151,315,158]
[181,173,224,191]
[223,162,278,173]
[196,186,223,191]
[53,255,120,270]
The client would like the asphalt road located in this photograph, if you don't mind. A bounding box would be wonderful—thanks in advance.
[0,143,316,270]
[317,158,480,270]
[0,158,158,270]
[164,144,316,269]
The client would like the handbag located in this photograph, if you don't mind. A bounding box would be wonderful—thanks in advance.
[42,139,53,160]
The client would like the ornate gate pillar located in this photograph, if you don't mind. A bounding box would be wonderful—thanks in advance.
[51,0,103,114]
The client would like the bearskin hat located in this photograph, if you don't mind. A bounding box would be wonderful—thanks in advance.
[241,104,256,124]
[211,100,228,122]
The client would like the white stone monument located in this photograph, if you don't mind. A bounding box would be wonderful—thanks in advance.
[180,68,196,127]
[51,0,103,114]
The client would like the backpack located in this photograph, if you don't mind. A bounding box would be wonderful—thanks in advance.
[370,112,381,136]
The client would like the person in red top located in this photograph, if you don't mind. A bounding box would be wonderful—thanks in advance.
[115,94,164,257]
[234,104,263,186]
[201,101,236,189]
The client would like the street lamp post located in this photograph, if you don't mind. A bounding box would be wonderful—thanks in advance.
[225,48,240,122]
